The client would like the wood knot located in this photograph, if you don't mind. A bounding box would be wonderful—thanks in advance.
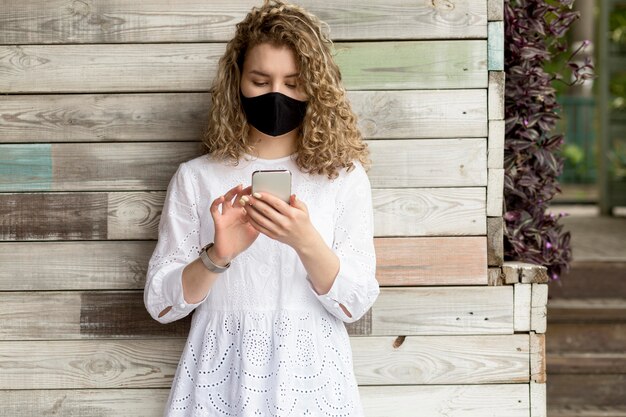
[392,335,406,348]
[431,0,455,11]
[85,357,115,376]
[68,0,91,17]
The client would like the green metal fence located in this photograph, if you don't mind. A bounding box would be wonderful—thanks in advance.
[556,95,597,184]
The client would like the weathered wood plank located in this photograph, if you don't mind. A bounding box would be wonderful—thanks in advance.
[531,283,548,333]
[487,216,504,266]
[487,168,504,216]
[0,139,487,191]
[0,90,488,142]
[334,40,487,90]
[374,237,488,285]
[514,283,532,332]
[488,71,505,120]
[488,21,504,71]
[363,383,529,417]
[0,339,183,389]
[521,264,550,284]
[353,334,529,385]
[0,187,487,240]
[503,263,521,284]
[530,382,547,417]
[0,0,488,44]
[0,192,109,240]
[0,93,211,142]
[0,237,488,291]
[0,144,52,190]
[79,292,192,337]
[0,385,530,417]
[0,142,203,192]
[373,188,486,236]
[530,332,546,383]
[355,90,487,138]
[0,286,514,340]
[488,119,505,168]
[106,191,163,240]
[488,267,504,285]
[0,292,82,339]
[0,389,170,417]
[0,41,486,93]
[0,335,528,389]
[503,261,549,284]
[368,139,487,188]
[488,0,504,21]
[372,286,513,335]
[0,241,151,290]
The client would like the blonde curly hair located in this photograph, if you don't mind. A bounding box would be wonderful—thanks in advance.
[202,0,370,179]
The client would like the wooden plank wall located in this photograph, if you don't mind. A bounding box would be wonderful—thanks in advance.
[0,0,548,416]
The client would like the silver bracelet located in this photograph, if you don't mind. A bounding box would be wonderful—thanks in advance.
[199,242,231,273]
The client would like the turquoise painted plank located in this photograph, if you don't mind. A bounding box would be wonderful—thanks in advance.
[0,144,52,191]
[488,21,504,71]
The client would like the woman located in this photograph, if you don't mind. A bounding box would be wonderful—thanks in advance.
[144,1,380,415]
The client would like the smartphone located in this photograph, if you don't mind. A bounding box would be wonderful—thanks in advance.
[251,170,292,204]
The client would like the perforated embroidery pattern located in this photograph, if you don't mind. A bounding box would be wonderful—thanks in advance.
[166,310,360,417]
[148,156,374,417]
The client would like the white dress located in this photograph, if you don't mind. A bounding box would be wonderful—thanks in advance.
[144,152,380,417]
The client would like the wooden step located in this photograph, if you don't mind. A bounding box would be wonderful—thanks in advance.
[557,216,626,262]
[546,323,626,374]
[548,404,626,417]
[547,352,626,374]
[546,323,626,352]
[547,374,626,408]
[548,261,626,299]
[547,299,626,322]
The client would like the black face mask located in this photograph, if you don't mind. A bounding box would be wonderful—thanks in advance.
[240,91,308,137]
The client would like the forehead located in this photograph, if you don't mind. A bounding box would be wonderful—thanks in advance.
[242,42,299,75]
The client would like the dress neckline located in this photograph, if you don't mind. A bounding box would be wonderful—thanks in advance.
[242,152,296,163]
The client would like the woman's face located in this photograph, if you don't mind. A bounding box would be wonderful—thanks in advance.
[240,42,308,102]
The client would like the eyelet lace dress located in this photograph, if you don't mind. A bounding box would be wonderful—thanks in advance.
[144,153,380,417]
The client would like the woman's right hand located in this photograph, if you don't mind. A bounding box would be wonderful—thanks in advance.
[208,184,259,265]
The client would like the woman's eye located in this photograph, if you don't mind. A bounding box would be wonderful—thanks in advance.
[286,84,296,89]
[253,81,267,86]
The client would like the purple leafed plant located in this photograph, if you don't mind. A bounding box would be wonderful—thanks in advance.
[503,0,594,281]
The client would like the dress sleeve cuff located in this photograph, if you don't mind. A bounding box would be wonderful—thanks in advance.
[159,265,210,320]
[306,259,378,323]
[307,272,347,316]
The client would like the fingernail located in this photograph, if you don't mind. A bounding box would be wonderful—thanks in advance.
[241,195,249,202]
[242,208,247,214]
[239,198,246,205]
[253,192,262,198]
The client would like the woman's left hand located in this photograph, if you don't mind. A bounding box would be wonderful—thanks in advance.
[240,192,317,251]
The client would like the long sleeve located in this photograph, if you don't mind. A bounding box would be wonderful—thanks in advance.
[144,162,210,324]
[307,161,380,323]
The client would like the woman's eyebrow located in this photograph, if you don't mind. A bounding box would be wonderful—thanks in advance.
[249,70,299,78]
